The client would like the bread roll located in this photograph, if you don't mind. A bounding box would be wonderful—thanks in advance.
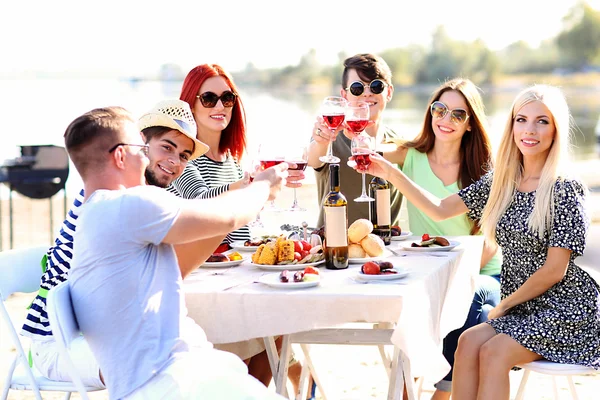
[348,219,373,243]
[360,234,385,257]
[348,243,366,259]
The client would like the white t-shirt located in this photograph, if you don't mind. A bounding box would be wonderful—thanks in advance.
[69,185,202,400]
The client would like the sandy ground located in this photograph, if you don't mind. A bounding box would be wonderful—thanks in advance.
[1,167,600,399]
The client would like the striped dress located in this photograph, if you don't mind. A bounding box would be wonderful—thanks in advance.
[167,154,251,245]
[21,189,84,339]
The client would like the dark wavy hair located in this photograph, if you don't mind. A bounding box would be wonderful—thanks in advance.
[180,64,247,161]
[406,78,493,233]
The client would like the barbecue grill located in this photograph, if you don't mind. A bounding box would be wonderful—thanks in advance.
[0,145,69,250]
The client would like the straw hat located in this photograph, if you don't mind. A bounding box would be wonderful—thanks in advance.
[138,99,209,160]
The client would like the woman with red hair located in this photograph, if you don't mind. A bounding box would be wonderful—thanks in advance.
[169,63,311,397]
[169,64,251,249]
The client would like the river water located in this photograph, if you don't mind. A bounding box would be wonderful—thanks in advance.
[1,78,598,196]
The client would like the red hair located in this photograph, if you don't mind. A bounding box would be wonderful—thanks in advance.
[180,64,247,161]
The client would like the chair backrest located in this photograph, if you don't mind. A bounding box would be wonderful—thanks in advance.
[46,280,90,398]
[0,246,48,300]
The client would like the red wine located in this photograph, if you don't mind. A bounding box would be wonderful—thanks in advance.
[323,164,348,270]
[346,119,368,133]
[352,148,371,169]
[323,114,345,130]
[287,161,307,171]
[259,159,284,169]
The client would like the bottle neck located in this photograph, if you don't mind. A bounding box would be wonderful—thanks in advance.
[329,165,340,192]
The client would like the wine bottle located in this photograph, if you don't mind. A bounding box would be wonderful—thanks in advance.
[323,163,349,270]
[369,151,391,245]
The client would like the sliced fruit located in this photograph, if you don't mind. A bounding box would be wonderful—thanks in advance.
[422,233,430,241]
[303,266,320,275]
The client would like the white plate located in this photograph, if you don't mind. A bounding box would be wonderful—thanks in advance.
[230,241,261,252]
[390,231,412,241]
[250,260,325,271]
[200,258,245,268]
[258,272,321,289]
[348,255,386,264]
[399,240,460,252]
[355,268,410,281]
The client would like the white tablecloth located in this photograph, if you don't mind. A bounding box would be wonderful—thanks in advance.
[184,235,482,382]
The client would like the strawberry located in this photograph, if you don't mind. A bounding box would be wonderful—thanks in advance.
[293,241,303,253]
[300,240,312,252]
[422,233,430,241]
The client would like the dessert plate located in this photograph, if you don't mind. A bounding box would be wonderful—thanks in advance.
[258,272,321,289]
[390,231,412,241]
[250,260,325,271]
[399,240,460,252]
[355,268,409,281]
[200,258,245,268]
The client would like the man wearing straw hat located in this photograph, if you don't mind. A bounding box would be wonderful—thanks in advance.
[27,101,287,399]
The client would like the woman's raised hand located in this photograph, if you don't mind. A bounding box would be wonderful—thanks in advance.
[349,151,393,180]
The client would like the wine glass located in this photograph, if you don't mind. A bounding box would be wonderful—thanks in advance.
[351,134,374,202]
[257,143,285,211]
[345,101,370,136]
[243,156,264,228]
[318,96,347,164]
[285,145,308,212]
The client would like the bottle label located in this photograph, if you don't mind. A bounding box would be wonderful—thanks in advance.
[324,206,348,247]
[375,188,391,226]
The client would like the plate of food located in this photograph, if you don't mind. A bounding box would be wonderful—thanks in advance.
[230,235,280,252]
[390,230,412,241]
[258,267,321,289]
[200,252,246,268]
[251,260,325,271]
[355,261,410,281]
[399,234,459,252]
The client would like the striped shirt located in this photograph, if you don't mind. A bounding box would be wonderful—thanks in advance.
[21,189,85,340]
[167,154,250,244]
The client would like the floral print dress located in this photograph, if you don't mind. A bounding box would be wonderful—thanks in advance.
[458,172,600,368]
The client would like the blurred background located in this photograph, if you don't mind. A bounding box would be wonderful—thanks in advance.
[1,0,599,248]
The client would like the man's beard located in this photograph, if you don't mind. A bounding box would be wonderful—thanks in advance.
[145,168,169,188]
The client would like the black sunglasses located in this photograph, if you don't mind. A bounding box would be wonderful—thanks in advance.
[345,79,387,96]
[108,143,150,157]
[196,91,237,108]
[430,101,469,125]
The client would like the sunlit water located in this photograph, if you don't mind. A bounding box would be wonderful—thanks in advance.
[1,79,598,199]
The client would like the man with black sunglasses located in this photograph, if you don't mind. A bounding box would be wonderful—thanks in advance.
[308,53,404,228]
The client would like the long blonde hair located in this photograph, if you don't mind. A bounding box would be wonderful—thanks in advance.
[481,85,572,244]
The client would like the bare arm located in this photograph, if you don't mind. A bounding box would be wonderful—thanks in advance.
[383,144,409,167]
[162,163,287,245]
[175,235,225,279]
[490,247,571,318]
[358,153,468,221]
[480,241,498,270]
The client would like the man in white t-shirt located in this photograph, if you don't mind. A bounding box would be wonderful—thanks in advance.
[63,106,288,400]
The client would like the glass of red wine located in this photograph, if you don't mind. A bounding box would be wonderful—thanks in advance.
[286,145,308,212]
[319,96,347,164]
[345,101,370,136]
[351,134,374,202]
[258,143,285,211]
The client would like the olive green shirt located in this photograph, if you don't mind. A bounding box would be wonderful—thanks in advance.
[314,127,403,228]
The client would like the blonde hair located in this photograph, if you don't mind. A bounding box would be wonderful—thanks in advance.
[481,85,572,244]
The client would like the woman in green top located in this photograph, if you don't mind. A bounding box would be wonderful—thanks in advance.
[386,78,500,399]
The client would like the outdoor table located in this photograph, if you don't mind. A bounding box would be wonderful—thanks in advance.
[183,235,482,399]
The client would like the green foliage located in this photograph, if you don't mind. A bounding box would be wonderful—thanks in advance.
[556,2,600,69]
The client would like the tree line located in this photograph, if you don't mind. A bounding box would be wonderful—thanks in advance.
[234,2,600,88]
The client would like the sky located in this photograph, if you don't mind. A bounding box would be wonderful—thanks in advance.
[1,0,599,78]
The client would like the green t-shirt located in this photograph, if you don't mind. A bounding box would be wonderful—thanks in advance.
[315,127,403,228]
[401,148,501,276]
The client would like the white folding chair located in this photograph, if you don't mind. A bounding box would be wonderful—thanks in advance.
[0,246,103,400]
[515,360,597,400]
